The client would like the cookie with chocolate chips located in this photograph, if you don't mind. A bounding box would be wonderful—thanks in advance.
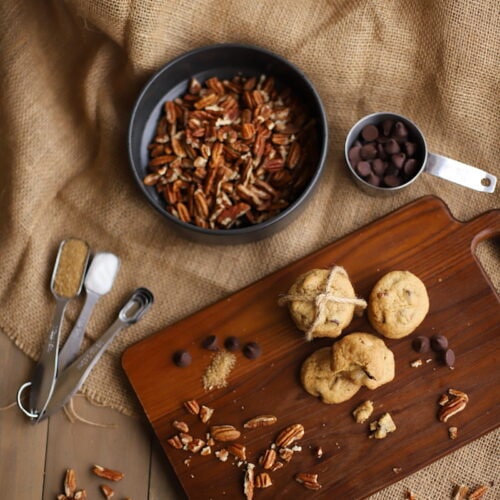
[368,270,429,339]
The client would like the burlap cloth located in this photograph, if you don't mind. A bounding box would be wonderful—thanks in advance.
[0,0,498,497]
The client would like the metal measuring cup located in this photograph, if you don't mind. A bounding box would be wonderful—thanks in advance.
[344,112,497,196]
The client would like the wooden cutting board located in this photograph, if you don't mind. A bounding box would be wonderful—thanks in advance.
[122,196,500,499]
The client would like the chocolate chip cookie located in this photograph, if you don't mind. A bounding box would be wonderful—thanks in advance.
[282,267,366,340]
[331,332,395,389]
[300,347,361,404]
[368,270,429,338]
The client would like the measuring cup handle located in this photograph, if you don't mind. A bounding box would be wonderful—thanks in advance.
[425,153,497,193]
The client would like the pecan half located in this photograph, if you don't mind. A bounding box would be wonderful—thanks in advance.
[228,443,247,461]
[172,420,189,433]
[295,472,322,490]
[259,448,277,470]
[243,415,277,429]
[167,435,183,449]
[438,389,468,423]
[64,469,77,497]
[210,424,241,442]
[275,423,304,447]
[184,399,200,415]
[255,472,272,489]
[91,464,124,482]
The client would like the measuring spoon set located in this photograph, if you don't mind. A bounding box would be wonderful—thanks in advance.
[17,238,153,422]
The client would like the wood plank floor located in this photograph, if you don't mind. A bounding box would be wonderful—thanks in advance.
[0,332,182,500]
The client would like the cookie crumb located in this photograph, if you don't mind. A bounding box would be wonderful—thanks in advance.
[392,467,402,474]
[202,351,236,390]
[369,412,396,439]
[352,400,374,423]
[410,358,423,368]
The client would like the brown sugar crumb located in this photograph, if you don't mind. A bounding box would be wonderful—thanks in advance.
[202,351,236,390]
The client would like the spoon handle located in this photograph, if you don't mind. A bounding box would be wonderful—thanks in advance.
[58,290,101,373]
[28,297,68,416]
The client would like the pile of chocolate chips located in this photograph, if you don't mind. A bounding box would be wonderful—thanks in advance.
[412,333,455,367]
[348,119,421,187]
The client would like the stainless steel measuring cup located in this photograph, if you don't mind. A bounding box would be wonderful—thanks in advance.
[345,112,497,196]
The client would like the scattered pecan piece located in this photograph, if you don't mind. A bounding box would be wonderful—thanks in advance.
[448,426,458,440]
[275,423,304,447]
[215,448,229,462]
[243,415,277,429]
[278,447,294,463]
[452,484,469,500]
[100,484,115,499]
[259,448,277,470]
[91,464,125,482]
[199,405,214,424]
[187,438,206,453]
[64,468,77,497]
[438,389,468,423]
[243,463,255,500]
[210,424,241,442]
[468,485,488,499]
[184,399,200,415]
[228,443,247,461]
[295,472,322,490]
[167,435,183,449]
[73,490,87,500]
[255,472,273,489]
[172,420,190,433]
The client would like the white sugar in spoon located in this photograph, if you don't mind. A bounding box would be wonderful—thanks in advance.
[57,252,120,372]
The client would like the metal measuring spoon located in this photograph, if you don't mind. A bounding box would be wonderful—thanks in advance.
[27,239,90,418]
[57,252,120,373]
[36,288,153,422]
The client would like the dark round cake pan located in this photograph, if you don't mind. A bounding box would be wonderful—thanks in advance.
[128,43,328,244]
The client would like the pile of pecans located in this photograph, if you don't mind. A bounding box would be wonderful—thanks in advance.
[144,74,318,229]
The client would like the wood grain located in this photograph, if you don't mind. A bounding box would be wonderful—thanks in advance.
[122,196,499,499]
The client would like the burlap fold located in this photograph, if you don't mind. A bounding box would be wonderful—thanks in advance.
[0,0,498,497]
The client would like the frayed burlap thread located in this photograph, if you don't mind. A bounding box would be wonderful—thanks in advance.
[278,266,367,341]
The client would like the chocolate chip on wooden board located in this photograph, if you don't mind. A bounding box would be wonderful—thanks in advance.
[243,341,262,359]
[173,349,192,367]
[348,120,421,187]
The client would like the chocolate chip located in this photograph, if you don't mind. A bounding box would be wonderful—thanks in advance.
[405,142,417,157]
[356,161,372,177]
[443,348,455,367]
[377,143,387,160]
[383,174,403,187]
[394,121,408,139]
[173,350,192,367]
[202,335,218,350]
[372,158,387,176]
[391,153,406,169]
[361,124,379,142]
[412,336,430,353]
[243,341,261,359]
[431,334,449,352]
[360,143,377,160]
[348,146,362,166]
[403,158,419,177]
[385,138,400,155]
[366,172,381,186]
[382,119,394,136]
[224,336,240,352]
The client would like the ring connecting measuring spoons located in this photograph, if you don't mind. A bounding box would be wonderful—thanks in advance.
[35,288,153,422]
[26,239,90,419]
[57,252,120,373]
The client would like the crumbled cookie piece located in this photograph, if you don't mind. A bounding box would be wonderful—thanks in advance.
[369,412,396,439]
[352,400,374,424]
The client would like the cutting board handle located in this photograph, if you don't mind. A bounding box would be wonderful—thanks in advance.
[461,209,500,251]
